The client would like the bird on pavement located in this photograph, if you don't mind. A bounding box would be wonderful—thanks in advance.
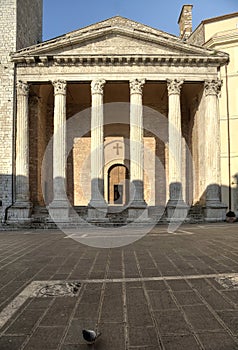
[82,329,102,344]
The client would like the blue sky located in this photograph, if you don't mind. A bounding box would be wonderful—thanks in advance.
[43,0,238,40]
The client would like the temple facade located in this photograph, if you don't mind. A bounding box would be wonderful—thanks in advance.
[1,1,236,226]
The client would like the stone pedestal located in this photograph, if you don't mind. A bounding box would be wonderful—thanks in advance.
[166,79,188,221]
[88,79,107,219]
[204,80,227,221]
[128,79,147,219]
[8,81,32,221]
[49,80,69,221]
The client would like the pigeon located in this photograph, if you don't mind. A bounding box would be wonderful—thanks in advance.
[82,329,101,344]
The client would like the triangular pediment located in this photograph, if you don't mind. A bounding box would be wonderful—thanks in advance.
[12,16,228,61]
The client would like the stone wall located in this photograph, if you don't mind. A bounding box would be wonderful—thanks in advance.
[0,0,42,220]
[188,24,205,46]
[17,0,42,50]
[0,0,17,219]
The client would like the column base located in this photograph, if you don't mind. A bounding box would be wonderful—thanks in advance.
[48,200,69,222]
[128,201,148,221]
[166,200,189,222]
[7,201,32,222]
[87,207,108,222]
[204,201,227,222]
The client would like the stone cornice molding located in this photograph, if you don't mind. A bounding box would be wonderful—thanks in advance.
[204,79,222,97]
[17,80,29,96]
[52,79,67,95]
[129,79,145,95]
[12,21,222,58]
[91,79,106,95]
[205,29,238,49]
[12,54,229,68]
[167,79,184,95]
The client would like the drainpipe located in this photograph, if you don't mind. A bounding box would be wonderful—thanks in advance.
[225,64,231,211]
[225,63,236,220]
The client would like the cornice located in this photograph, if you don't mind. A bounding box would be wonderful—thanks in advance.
[205,29,238,49]
[12,23,224,60]
[12,54,228,67]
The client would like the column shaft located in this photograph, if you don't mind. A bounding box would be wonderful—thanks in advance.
[89,79,106,207]
[204,80,223,203]
[15,81,30,204]
[51,80,68,204]
[203,79,227,221]
[167,79,184,202]
[129,79,146,206]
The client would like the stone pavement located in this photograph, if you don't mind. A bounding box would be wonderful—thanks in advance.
[0,223,238,349]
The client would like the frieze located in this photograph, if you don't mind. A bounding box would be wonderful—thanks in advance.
[204,79,222,97]
[130,79,145,95]
[167,79,184,95]
[91,79,106,95]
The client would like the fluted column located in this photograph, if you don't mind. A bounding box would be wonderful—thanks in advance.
[129,79,146,207]
[167,79,184,201]
[49,80,69,219]
[167,79,188,220]
[204,79,226,220]
[15,81,31,205]
[89,79,106,208]
[8,81,32,221]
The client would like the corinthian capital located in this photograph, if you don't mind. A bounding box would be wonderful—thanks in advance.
[204,79,222,96]
[130,79,145,95]
[17,81,29,96]
[91,79,106,95]
[52,80,67,95]
[167,79,184,95]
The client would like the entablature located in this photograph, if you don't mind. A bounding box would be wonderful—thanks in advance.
[12,53,228,67]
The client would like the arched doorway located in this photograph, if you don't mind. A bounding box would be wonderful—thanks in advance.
[108,164,129,205]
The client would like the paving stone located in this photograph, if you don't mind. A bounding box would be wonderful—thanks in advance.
[128,326,158,347]
[0,335,26,350]
[140,268,160,277]
[173,291,202,306]
[217,310,238,335]
[222,290,238,304]
[126,281,143,289]
[1,227,238,350]
[127,288,153,326]
[40,297,76,326]
[27,297,52,309]
[167,279,191,291]
[198,331,238,350]
[182,305,223,331]
[23,326,65,350]
[95,322,125,350]
[162,334,200,350]
[148,290,178,310]
[5,308,45,335]
[191,279,235,310]
[144,280,168,291]
[154,310,191,335]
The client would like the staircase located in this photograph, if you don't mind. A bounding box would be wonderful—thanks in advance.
[188,205,204,223]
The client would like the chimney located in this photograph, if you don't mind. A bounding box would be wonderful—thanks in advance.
[178,5,193,40]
